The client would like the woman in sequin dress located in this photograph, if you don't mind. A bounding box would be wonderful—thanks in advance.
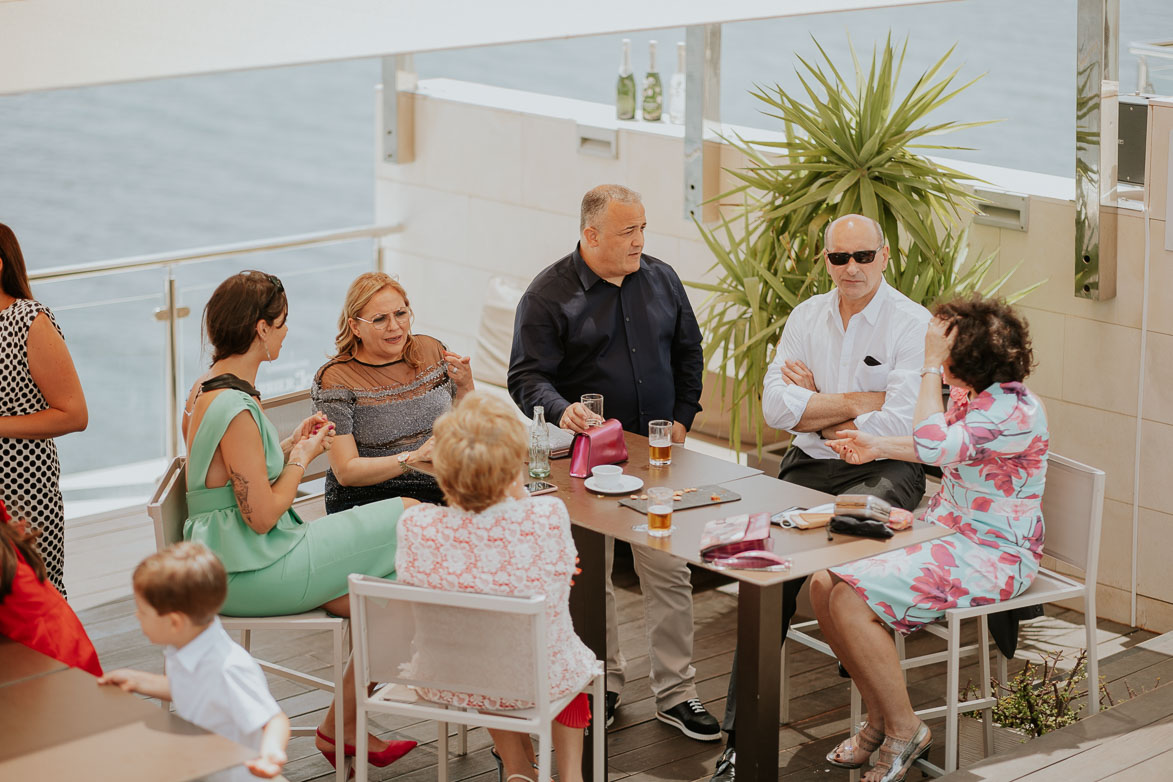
[0,224,88,597]
[313,273,475,511]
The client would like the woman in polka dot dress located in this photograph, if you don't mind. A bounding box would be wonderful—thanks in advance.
[0,224,88,596]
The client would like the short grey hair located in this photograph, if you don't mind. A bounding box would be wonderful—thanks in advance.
[824,214,885,250]
[580,185,642,233]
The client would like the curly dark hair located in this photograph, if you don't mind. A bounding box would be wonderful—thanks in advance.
[934,296,1034,391]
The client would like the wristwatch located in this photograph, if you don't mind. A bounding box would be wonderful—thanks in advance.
[919,366,943,377]
[397,452,412,471]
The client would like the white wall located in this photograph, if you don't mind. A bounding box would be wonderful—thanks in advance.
[376,80,1173,630]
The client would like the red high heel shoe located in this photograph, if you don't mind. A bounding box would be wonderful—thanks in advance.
[316,728,417,768]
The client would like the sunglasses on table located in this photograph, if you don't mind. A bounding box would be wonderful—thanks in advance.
[825,242,886,266]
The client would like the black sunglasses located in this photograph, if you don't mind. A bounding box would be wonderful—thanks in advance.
[826,242,885,266]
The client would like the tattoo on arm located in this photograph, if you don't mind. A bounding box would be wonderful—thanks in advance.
[229,468,253,517]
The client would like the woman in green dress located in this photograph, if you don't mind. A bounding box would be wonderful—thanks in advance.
[182,270,416,771]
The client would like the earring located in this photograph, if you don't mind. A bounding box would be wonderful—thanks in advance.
[264,340,273,362]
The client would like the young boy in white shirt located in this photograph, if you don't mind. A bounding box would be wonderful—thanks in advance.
[99,542,289,779]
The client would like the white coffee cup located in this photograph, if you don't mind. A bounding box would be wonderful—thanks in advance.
[591,464,623,489]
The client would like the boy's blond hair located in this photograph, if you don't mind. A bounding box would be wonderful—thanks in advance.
[133,542,227,625]
[432,392,528,513]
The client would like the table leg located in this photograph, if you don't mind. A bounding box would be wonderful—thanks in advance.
[570,526,608,782]
[734,581,782,782]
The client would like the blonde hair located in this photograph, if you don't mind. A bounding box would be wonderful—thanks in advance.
[332,272,421,368]
[432,392,528,513]
[133,542,227,626]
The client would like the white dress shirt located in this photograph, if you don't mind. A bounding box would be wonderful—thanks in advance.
[165,617,282,753]
[762,279,930,460]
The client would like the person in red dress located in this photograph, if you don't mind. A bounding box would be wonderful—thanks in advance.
[0,499,101,676]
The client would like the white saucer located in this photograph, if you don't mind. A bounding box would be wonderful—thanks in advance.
[584,474,644,495]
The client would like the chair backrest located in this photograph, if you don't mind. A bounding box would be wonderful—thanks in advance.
[260,389,328,481]
[472,275,526,388]
[1040,452,1105,585]
[147,456,188,552]
[349,574,548,709]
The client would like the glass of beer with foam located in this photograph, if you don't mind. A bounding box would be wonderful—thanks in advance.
[649,419,672,466]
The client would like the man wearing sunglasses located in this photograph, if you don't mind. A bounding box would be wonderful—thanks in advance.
[710,214,930,782]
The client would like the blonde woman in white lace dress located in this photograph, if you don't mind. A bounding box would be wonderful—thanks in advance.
[396,392,595,782]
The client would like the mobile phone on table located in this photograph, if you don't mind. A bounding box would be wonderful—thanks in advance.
[526,480,557,496]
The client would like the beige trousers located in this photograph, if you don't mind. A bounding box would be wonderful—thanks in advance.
[604,536,698,711]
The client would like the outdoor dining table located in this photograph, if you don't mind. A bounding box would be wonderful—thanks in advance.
[0,640,260,782]
[547,431,951,782]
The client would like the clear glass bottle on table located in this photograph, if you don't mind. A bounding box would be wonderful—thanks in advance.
[668,41,686,125]
[642,40,663,121]
[529,406,551,479]
[616,39,636,120]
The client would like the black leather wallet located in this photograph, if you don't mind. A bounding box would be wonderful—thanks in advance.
[828,514,894,539]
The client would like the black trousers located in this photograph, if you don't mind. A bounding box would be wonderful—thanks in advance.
[720,446,925,739]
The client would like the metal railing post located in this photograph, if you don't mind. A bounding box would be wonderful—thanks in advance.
[164,269,181,459]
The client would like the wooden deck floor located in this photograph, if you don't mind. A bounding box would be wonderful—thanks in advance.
[76,557,1168,782]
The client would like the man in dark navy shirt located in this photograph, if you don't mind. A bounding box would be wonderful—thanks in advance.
[508,184,717,741]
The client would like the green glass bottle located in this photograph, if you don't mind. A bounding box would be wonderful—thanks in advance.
[616,38,636,120]
[641,40,663,122]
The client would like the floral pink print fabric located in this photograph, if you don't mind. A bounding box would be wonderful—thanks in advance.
[831,382,1048,634]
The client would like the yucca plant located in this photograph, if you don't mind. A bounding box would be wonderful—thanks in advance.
[689,35,1032,453]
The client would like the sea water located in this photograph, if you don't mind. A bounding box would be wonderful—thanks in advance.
[0,0,1169,487]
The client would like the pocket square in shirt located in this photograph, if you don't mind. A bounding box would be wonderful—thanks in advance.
[863,355,882,366]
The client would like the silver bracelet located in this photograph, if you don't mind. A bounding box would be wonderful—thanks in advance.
[919,366,943,377]
[287,461,306,472]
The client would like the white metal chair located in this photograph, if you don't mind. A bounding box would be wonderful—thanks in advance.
[147,456,349,782]
[348,573,606,782]
[782,452,1104,777]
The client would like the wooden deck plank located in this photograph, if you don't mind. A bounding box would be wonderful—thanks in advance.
[75,567,1158,782]
[939,682,1173,781]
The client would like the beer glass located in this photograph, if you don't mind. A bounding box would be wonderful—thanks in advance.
[646,486,674,537]
[648,419,672,466]
[581,394,604,427]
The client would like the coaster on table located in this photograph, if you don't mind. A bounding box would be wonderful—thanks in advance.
[619,484,741,514]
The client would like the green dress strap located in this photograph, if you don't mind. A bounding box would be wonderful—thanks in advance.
[184,390,306,573]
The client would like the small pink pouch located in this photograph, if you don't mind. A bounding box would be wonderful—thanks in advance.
[568,419,629,478]
[700,513,791,571]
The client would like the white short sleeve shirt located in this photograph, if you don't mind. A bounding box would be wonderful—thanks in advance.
[761,280,931,459]
[165,617,282,752]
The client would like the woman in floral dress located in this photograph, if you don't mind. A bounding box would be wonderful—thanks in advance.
[809,296,1047,782]
[396,392,596,782]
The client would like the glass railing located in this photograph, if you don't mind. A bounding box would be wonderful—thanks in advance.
[30,224,401,519]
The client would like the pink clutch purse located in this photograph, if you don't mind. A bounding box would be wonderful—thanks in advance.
[700,512,791,571]
[568,419,629,478]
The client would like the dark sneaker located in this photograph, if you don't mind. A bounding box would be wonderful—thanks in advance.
[605,690,621,728]
[710,746,735,782]
[656,698,722,741]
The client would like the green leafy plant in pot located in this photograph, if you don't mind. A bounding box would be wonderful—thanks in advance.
[689,35,1036,453]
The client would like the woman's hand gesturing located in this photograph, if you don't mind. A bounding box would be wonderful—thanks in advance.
[444,351,475,395]
[290,423,332,466]
[827,429,883,465]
